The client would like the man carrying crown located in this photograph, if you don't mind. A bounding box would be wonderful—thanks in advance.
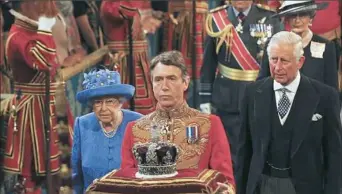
[1,0,62,193]
[199,0,282,170]
[121,51,235,192]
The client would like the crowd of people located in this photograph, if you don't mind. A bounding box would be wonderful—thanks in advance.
[0,0,341,194]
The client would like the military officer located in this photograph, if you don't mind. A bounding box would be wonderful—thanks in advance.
[199,0,282,170]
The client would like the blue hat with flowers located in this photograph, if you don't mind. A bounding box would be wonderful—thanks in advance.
[76,69,135,104]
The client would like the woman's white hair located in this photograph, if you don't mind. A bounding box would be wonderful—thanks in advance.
[267,31,304,62]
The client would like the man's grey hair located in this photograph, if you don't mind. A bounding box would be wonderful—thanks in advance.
[150,50,188,81]
[267,31,304,62]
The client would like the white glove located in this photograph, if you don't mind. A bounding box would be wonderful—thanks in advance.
[200,103,211,114]
[38,16,56,32]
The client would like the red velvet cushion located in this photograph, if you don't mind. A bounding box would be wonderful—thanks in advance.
[86,168,229,194]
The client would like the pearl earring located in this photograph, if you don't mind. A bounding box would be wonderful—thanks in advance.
[309,20,313,26]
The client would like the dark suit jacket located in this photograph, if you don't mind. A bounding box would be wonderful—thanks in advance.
[258,35,339,90]
[236,74,341,194]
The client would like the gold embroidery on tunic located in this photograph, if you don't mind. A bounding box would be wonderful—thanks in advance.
[131,103,211,169]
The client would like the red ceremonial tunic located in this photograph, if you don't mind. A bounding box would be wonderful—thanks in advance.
[121,103,235,187]
[3,18,61,175]
[164,0,208,78]
[100,1,156,115]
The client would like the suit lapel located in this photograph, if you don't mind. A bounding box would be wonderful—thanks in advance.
[255,78,273,145]
[290,76,320,158]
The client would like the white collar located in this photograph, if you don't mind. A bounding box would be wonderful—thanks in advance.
[273,72,301,93]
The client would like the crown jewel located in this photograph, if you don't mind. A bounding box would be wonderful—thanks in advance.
[132,140,179,178]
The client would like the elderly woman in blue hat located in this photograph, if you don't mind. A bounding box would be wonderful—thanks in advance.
[71,69,142,193]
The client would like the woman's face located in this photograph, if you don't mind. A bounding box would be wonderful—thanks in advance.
[285,13,312,35]
[92,96,122,124]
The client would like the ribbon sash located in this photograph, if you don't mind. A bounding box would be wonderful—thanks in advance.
[212,9,260,70]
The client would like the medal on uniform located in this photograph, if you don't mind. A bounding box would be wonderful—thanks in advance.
[266,24,273,38]
[186,125,199,144]
[249,24,256,37]
[236,20,243,34]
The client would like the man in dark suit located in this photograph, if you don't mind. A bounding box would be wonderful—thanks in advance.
[236,31,341,194]
[199,0,281,169]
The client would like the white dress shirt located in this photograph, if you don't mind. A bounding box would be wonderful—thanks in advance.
[232,5,252,17]
[273,73,301,125]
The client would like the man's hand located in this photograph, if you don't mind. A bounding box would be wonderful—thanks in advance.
[141,16,162,34]
[139,9,162,34]
[64,48,86,67]
[62,51,85,67]
[151,10,165,20]
[200,103,212,114]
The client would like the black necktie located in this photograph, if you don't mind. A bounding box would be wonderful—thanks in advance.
[238,12,246,22]
[277,88,291,118]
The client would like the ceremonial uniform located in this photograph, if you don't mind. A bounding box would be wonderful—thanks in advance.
[3,17,61,192]
[200,4,281,167]
[164,0,208,79]
[100,1,155,115]
[121,102,235,187]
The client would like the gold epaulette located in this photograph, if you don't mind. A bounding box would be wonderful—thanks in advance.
[256,3,277,12]
[209,4,228,13]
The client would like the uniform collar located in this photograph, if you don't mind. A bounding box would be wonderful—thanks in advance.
[155,102,191,119]
[11,9,38,31]
[232,5,252,16]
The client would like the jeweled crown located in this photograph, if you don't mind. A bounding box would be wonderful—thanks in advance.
[132,141,179,177]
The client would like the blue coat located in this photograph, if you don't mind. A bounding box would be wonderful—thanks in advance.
[71,109,142,193]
